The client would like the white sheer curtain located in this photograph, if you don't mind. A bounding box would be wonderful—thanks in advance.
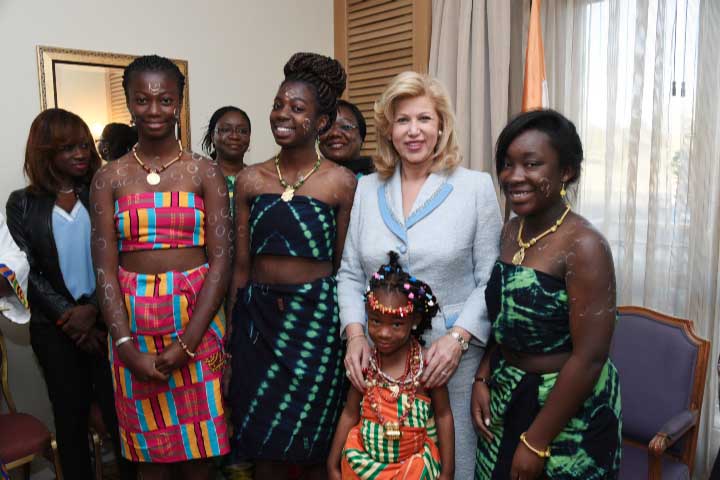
[688,0,720,473]
[428,0,511,179]
[430,0,719,475]
[532,0,719,476]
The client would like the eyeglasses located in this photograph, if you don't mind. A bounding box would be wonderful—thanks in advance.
[215,126,250,136]
[335,123,358,133]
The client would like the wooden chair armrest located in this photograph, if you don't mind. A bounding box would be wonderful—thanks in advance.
[647,410,697,480]
[648,409,699,456]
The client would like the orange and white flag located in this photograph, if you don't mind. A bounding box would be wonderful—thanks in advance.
[522,0,549,111]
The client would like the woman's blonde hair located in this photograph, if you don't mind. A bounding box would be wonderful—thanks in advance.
[373,71,461,178]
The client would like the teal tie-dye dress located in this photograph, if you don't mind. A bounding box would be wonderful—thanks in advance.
[229,194,345,464]
[475,261,622,479]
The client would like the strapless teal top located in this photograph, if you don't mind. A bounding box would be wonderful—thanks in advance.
[249,194,336,261]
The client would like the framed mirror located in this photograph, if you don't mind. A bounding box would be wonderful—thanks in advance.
[36,45,191,148]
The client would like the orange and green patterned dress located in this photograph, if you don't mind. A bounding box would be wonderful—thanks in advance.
[341,389,442,479]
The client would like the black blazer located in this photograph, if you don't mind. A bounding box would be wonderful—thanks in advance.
[6,186,97,325]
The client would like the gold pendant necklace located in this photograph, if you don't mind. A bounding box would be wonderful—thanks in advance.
[275,150,322,202]
[281,186,295,202]
[513,205,571,266]
[132,140,184,185]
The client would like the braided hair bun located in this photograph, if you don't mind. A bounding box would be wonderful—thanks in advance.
[283,52,347,135]
[366,251,440,344]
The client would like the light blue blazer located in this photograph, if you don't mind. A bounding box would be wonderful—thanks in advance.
[337,165,502,343]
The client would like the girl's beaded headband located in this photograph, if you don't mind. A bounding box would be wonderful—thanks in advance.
[366,291,414,318]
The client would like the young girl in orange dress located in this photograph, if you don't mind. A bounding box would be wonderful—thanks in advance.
[327,251,455,480]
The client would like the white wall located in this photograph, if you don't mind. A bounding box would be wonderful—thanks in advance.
[0,0,332,475]
[0,0,334,197]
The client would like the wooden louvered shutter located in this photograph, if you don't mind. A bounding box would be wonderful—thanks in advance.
[334,0,431,156]
[106,70,131,125]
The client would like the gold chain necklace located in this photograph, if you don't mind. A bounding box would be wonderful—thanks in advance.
[275,151,322,202]
[132,140,184,185]
[512,205,571,266]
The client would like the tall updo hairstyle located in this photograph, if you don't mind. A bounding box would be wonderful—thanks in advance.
[282,52,347,136]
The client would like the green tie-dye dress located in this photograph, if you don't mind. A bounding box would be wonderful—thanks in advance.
[475,261,622,479]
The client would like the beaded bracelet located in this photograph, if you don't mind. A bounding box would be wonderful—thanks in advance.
[176,335,196,359]
[520,432,551,458]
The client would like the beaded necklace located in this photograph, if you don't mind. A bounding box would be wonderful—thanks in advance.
[365,337,423,440]
[132,140,184,185]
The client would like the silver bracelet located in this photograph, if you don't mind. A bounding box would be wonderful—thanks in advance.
[114,336,133,348]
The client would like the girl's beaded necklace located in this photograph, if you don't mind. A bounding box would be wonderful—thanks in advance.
[365,337,424,440]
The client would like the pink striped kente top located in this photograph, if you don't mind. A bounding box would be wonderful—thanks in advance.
[114,192,205,252]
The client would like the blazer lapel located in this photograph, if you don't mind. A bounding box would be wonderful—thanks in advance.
[406,171,453,229]
[378,167,455,240]
[377,167,407,243]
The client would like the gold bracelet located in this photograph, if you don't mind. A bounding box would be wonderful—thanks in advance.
[448,330,469,352]
[473,375,488,384]
[176,335,196,359]
[346,333,365,344]
[520,432,551,458]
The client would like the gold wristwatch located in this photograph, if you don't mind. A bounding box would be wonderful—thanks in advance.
[449,330,469,352]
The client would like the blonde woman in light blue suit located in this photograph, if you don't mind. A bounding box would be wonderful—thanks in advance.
[337,71,502,479]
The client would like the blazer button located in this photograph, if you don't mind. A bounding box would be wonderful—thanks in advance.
[398,245,407,254]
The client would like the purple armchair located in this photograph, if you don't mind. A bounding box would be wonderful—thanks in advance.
[610,306,710,480]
